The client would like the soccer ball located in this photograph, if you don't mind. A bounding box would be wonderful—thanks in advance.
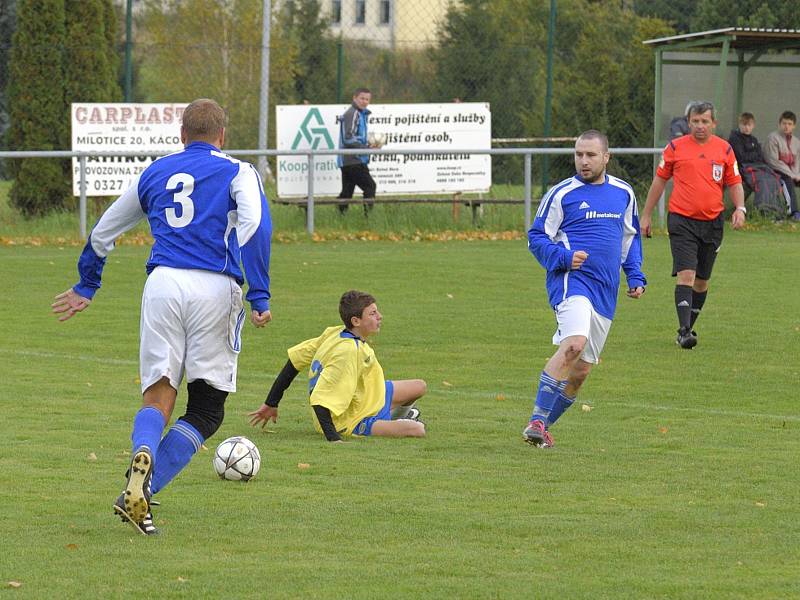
[213,436,261,481]
[368,132,386,147]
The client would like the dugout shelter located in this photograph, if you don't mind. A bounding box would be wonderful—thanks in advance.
[644,28,800,147]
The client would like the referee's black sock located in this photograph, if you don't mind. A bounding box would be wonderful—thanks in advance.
[675,285,693,331]
[690,290,708,329]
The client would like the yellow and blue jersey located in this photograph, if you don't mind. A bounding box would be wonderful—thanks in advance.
[287,326,385,436]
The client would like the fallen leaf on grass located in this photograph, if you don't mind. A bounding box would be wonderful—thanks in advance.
[87,452,97,461]
[495,393,505,401]
[297,463,311,470]
[442,381,453,387]
[8,581,22,589]
[446,293,454,299]
[200,444,208,451]
[755,501,766,507]
[177,577,188,583]
[65,543,78,550]
[659,427,669,434]
[86,382,92,387]
[581,404,592,412]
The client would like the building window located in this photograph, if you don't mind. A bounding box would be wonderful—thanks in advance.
[331,0,341,24]
[355,0,366,24]
[380,0,391,24]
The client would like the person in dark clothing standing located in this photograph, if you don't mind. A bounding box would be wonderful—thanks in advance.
[337,87,377,215]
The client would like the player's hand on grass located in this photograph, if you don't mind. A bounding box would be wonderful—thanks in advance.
[571,250,588,270]
[251,309,272,328]
[248,404,278,427]
[51,288,91,322]
[627,286,645,299]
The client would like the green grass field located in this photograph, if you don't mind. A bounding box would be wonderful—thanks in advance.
[1,230,799,598]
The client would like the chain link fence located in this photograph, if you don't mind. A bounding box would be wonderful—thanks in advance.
[124,0,665,193]
[1,0,669,215]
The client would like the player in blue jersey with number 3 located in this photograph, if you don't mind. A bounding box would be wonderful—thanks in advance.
[523,130,646,448]
[52,99,273,535]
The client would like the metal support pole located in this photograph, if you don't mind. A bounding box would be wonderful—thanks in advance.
[79,155,88,239]
[714,38,730,118]
[306,153,315,235]
[541,0,556,193]
[653,48,665,225]
[524,153,532,231]
[258,0,273,180]
[124,0,133,101]
[336,41,344,103]
[735,50,745,131]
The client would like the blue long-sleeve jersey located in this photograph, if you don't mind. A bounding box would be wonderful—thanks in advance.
[528,174,646,320]
[336,103,371,168]
[74,141,272,312]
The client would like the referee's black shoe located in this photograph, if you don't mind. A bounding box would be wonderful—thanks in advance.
[676,327,698,349]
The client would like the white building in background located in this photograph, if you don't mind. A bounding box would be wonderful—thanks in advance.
[326,0,455,49]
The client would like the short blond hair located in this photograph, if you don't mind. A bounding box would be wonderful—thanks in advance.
[181,98,226,141]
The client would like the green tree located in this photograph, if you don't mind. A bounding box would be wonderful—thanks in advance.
[549,5,673,182]
[692,0,800,31]
[279,0,337,103]
[431,0,673,184]
[431,0,545,139]
[6,0,69,215]
[632,0,697,33]
[137,0,297,151]
[102,0,122,102]
[63,0,120,104]
[0,0,18,176]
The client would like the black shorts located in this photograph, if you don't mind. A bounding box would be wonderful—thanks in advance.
[667,212,724,280]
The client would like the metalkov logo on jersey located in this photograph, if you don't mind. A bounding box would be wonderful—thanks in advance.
[585,210,622,219]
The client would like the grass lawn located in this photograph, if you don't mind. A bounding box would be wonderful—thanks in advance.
[1,231,798,598]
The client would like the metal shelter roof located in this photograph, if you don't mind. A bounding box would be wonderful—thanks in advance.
[644,27,800,152]
[643,27,800,50]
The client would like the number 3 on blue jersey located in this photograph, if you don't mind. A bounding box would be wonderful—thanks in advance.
[165,173,195,228]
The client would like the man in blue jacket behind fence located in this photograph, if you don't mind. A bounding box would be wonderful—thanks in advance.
[337,87,377,214]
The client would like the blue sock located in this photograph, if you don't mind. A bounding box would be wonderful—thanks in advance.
[131,406,165,457]
[150,419,204,495]
[530,372,566,424]
[547,389,576,427]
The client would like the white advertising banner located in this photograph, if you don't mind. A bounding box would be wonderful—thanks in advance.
[276,103,491,197]
[71,103,187,196]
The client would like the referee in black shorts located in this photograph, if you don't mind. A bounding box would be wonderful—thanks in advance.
[640,101,746,349]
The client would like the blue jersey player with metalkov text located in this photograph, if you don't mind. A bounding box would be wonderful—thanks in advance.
[523,130,646,448]
[52,99,272,535]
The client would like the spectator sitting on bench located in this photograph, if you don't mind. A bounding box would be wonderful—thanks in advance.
[764,110,800,221]
[728,112,788,218]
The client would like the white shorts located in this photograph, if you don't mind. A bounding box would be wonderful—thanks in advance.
[140,266,245,393]
[552,295,612,364]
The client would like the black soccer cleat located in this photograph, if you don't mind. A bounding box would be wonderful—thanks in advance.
[676,327,698,349]
[114,494,159,536]
[120,448,153,524]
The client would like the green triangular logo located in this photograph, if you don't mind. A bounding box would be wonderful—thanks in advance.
[291,109,335,150]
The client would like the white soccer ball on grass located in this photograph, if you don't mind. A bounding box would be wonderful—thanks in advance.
[213,436,261,481]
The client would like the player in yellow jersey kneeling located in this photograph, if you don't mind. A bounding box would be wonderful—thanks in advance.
[248,290,427,441]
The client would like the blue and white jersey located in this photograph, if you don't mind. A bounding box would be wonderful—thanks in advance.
[528,174,646,320]
[74,141,272,312]
[336,103,370,168]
